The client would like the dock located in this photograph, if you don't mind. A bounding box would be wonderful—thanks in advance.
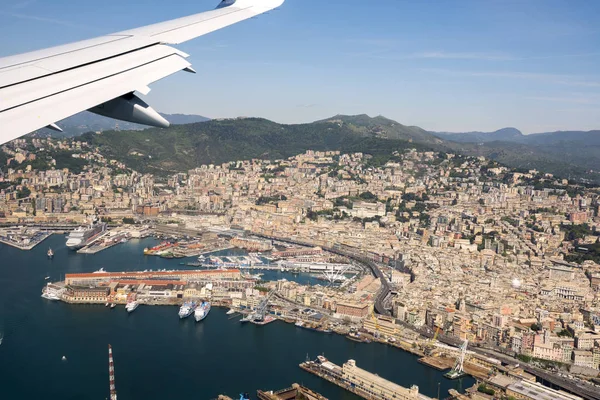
[300,356,434,400]
[418,356,454,371]
[0,229,52,250]
[257,383,328,400]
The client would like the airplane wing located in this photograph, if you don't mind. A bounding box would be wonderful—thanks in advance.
[0,0,284,145]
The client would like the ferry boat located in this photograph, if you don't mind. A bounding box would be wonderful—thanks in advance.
[41,283,64,301]
[126,301,139,313]
[47,248,54,259]
[178,301,197,319]
[66,219,107,250]
[194,301,211,322]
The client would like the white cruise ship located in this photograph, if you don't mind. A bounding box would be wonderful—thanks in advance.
[66,220,107,250]
[126,301,139,313]
[178,301,197,319]
[194,302,211,322]
[41,283,64,301]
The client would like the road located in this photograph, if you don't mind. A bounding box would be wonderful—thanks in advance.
[418,328,600,400]
[255,234,392,315]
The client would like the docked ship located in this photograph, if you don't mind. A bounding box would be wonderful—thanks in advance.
[250,315,276,326]
[295,321,332,334]
[66,219,107,250]
[126,300,139,313]
[41,283,64,301]
[194,301,211,322]
[178,301,197,319]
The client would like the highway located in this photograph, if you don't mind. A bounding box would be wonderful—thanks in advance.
[255,234,393,315]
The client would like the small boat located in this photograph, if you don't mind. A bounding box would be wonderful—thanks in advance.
[110,303,116,309]
[226,309,236,315]
[0,333,3,345]
[44,276,50,280]
[61,356,67,361]
[47,248,54,259]
[240,314,253,323]
[105,302,109,307]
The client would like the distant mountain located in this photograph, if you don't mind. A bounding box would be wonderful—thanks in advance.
[430,127,600,180]
[77,115,437,174]
[320,114,444,145]
[431,127,524,143]
[520,130,600,146]
[31,111,210,138]
[69,113,599,183]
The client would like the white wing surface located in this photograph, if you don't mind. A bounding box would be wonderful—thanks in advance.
[0,0,284,145]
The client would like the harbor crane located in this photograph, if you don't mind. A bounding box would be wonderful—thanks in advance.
[424,326,441,355]
[253,290,274,322]
[444,339,468,379]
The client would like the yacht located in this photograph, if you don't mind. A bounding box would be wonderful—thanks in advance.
[126,301,139,313]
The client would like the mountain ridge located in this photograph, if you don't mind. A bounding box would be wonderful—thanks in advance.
[68,113,599,183]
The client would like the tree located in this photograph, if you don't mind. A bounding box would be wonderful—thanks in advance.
[16,187,31,199]
[358,191,376,201]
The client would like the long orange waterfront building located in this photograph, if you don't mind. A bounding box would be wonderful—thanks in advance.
[65,269,241,286]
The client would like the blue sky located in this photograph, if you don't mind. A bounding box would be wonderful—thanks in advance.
[1,0,599,133]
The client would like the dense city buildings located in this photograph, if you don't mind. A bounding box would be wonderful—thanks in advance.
[2,137,600,383]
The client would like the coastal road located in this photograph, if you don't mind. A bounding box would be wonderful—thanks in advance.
[419,329,600,400]
[255,234,392,315]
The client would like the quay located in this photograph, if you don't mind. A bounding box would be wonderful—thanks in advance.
[0,228,52,250]
[300,356,434,400]
[257,383,328,400]
[418,356,454,371]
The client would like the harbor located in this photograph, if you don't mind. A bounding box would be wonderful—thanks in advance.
[0,234,475,399]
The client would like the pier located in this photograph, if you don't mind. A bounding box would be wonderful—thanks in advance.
[0,228,52,250]
[300,356,434,400]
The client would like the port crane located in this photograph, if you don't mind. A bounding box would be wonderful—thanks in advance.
[444,339,468,379]
[424,326,441,355]
[252,291,274,322]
